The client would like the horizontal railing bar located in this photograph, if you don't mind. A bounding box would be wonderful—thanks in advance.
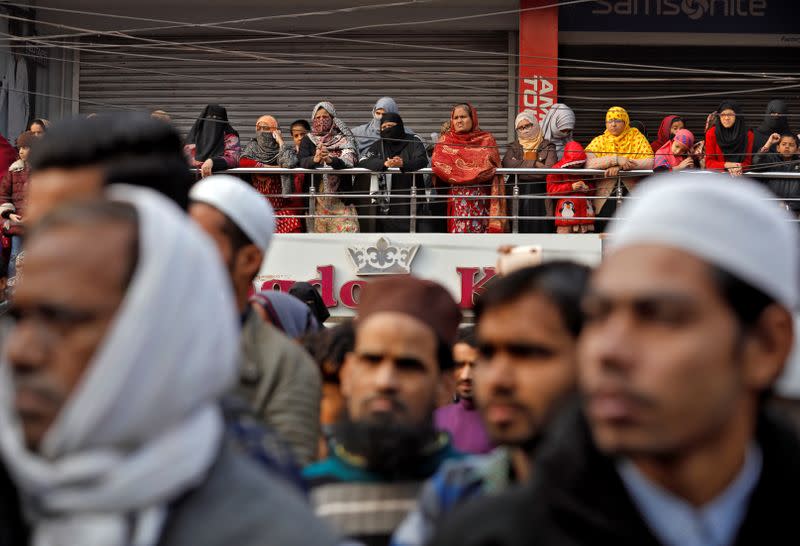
[193,167,800,178]
[211,192,800,202]
[280,214,800,222]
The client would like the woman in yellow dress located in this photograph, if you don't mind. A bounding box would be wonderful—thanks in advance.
[585,106,654,223]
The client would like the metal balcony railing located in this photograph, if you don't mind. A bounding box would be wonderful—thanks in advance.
[196,167,800,233]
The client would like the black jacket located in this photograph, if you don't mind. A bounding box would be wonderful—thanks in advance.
[754,152,800,212]
[356,134,428,232]
[297,135,355,203]
[430,405,800,546]
[0,463,26,546]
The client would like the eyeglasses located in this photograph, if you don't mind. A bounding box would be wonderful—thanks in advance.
[517,124,534,131]
[256,124,279,131]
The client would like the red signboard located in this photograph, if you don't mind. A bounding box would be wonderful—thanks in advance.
[518,0,559,123]
[260,265,496,311]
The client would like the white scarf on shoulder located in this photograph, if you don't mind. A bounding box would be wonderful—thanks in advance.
[0,185,240,546]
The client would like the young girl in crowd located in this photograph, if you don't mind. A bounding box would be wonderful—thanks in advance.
[653,129,698,172]
[547,141,595,234]
[754,133,800,216]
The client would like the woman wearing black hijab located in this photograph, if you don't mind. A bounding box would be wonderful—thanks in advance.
[357,112,428,232]
[705,99,755,176]
[753,99,793,155]
[184,104,241,177]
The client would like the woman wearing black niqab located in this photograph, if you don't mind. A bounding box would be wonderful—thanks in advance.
[357,112,428,232]
[289,282,330,325]
[754,99,793,154]
[184,104,241,177]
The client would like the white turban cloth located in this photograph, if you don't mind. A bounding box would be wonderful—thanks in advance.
[608,172,799,311]
[0,185,240,546]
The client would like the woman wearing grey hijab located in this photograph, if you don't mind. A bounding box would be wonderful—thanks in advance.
[541,103,576,160]
[352,97,419,155]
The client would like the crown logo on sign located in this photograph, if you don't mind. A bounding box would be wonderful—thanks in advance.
[347,237,420,276]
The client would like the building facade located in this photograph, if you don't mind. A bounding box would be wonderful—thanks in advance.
[0,0,797,144]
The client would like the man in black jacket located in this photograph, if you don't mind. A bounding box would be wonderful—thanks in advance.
[358,113,428,233]
[430,173,800,546]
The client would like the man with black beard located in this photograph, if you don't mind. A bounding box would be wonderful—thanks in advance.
[303,276,463,546]
[391,262,590,546]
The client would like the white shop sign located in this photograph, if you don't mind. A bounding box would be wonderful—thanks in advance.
[256,234,603,317]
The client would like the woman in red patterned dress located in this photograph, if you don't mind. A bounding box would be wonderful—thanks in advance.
[431,104,506,233]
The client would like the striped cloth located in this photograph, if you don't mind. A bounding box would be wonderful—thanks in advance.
[304,435,462,546]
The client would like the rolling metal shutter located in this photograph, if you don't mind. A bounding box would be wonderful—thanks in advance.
[77,32,513,145]
[558,45,800,146]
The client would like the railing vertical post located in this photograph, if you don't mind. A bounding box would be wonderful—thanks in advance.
[308,176,317,233]
[615,175,624,208]
[512,175,520,234]
[410,174,418,234]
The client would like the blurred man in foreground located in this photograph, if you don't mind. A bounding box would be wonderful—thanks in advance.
[431,173,800,546]
[0,187,336,546]
[25,113,194,223]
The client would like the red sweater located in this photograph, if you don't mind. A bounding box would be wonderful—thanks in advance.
[704,126,755,171]
[547,141,594,227]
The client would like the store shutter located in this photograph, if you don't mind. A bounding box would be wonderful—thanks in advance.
[78,32,512,145]
[558,45,800,146]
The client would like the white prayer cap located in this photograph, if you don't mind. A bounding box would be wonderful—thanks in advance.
[189,174,275,252]
[608,172,799,310]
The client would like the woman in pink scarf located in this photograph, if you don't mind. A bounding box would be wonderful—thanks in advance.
[653,129,698,172]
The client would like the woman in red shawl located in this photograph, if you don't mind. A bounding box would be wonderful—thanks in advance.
[650,115,684,154]
[432,104,505,233]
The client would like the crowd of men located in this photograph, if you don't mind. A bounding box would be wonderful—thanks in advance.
[0,111,799,546]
